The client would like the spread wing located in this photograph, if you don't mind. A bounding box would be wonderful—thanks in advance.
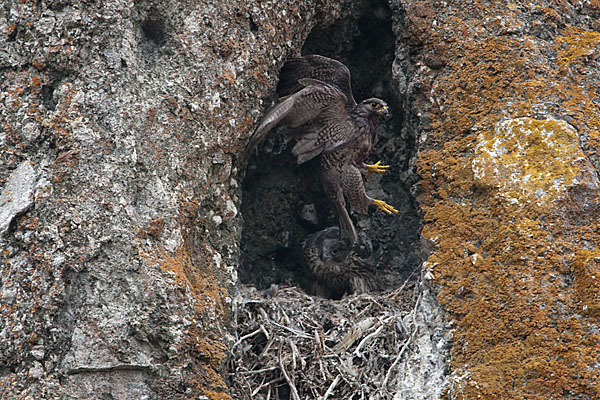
[246,79,357,164]
[277,55,357,108]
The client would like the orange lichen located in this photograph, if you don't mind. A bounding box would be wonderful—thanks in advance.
[195,335,227,369]
[201,388,233,400]
[147,245,228,318]
[140,241,231,395]
[410,1,600,398]
[572,251,600,317]
[556,26,600,70]
[136,217,165,239]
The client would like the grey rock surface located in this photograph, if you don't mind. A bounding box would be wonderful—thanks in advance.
[0,161,37,236]
[394,277,451,400]
[0,0,351,398]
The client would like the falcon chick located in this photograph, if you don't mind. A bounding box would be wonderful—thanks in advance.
[247,55,398,243]
[303,227,377,299]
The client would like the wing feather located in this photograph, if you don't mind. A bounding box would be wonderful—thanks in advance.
[246,80,356,163]
[277,55,356,107]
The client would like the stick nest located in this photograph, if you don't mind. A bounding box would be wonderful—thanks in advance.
[228,280,420,399]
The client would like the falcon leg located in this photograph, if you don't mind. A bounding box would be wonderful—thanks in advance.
[342,166,399,215]
[372,199,398,215]
[364,161,390,179]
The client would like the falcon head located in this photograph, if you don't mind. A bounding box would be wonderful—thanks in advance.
[357,98,391,120]
[306,227,351,264]
[303,226,377,298]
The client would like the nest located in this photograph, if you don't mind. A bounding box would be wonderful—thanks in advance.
[227,276,422,399]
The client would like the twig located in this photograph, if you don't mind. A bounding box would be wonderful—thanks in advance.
[240,366,278,375]
[279,304,292,325]
[382,325,417,389]
[333,317,376,353]
[269,319,312,338]
[278,343,301,400]
[291,338,306,369]
[251,377,281,397]
[288,338,298,369]
[314,329,323,353]
[260,323,270,340]
[321,375,341,400]
[381,294,422,389]
[232,328,263,348]
[353,323,384,357]
[385,267,419,301]
[260,333,276,357]
[319,356,327,381]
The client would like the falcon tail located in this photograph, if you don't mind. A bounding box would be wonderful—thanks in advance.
[333,198,358,244]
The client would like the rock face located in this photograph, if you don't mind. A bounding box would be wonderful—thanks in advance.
[0,0,349,398]
[0,162,37,236]
[393,0,600,398]
[2,0,600,399]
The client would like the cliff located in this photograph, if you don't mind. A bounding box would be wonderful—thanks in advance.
[401,0,600,398]
[1,0,599,399]
[0,0,349,398]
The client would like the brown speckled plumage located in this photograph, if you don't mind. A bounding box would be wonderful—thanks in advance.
[247,55,395,243]
[303,227,377,299]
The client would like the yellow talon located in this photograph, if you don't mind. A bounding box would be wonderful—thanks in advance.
[372,199,398,215]
[365,161,390,179]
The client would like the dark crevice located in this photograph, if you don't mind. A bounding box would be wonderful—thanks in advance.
[40,68,73,111]
[141,18,166,46]
[240,0,424,298]
[7,23,17,42]
[249,16,259,32]
[136,11,170,64]
[41,84,56,110]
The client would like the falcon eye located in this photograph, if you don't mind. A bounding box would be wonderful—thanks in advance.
[370,102,379,108]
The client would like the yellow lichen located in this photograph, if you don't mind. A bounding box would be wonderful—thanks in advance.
[472,117,595,209]
[556,26,600,69]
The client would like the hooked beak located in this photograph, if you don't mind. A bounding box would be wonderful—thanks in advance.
[378,105,391,120]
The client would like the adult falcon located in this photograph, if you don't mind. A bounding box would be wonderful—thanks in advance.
[246,55,398,243]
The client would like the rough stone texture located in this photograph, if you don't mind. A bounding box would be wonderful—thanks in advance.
[0,0,350,398]
[0,161,37,236]
[3,0,600,398]
[392,0,600,398]
[394,279,449,400]
[472,117,599,208]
